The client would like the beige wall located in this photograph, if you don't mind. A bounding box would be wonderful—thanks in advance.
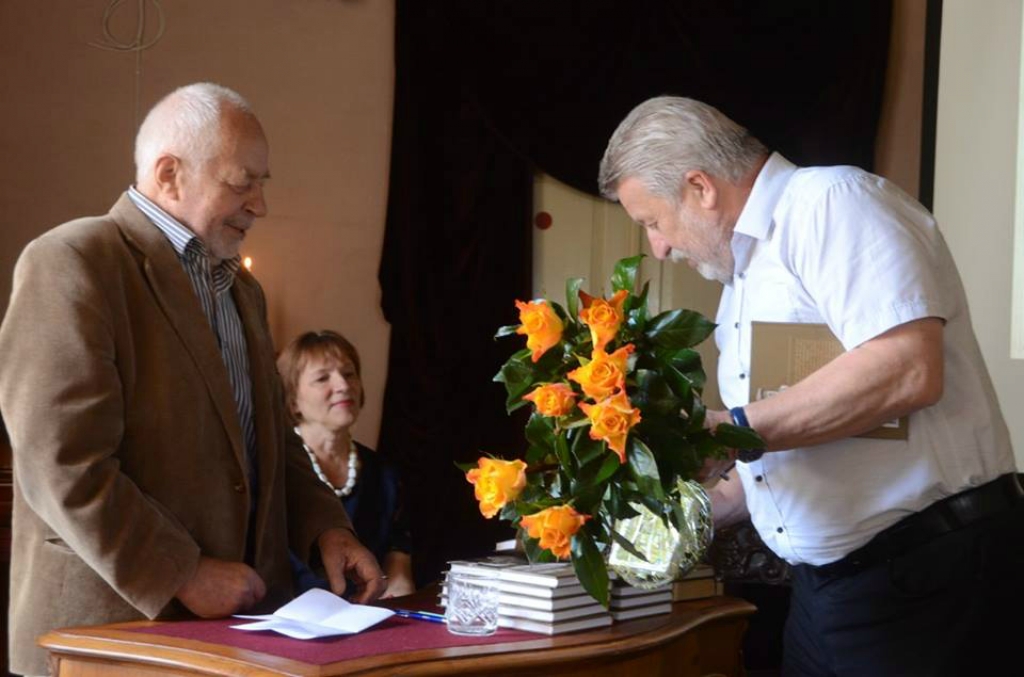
[934,0,1024,466]
[0,0,395,446]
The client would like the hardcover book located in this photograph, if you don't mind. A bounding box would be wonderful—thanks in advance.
[609,590,673,609]
[609,602,673,622]
[497,613,613,635]
[447,557,580,588]
[671,576,723,601]
[498,602,608,623]
[440,585,601,612]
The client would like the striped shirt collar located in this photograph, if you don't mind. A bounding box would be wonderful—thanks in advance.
[127,187,242,283]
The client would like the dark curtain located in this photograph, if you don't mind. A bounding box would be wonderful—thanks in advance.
[379,0,892,586]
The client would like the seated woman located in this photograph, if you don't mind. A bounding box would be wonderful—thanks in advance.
[278,330,415,598]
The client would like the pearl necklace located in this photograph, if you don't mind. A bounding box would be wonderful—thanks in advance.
[296,427,358,497]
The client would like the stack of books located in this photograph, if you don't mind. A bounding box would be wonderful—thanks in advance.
[441,556,612,635]
[671,563,723,601]
[608,579,673,621]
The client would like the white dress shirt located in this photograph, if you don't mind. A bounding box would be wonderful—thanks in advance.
[716,153,1016,565]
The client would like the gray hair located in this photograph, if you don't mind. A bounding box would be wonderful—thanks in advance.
[134,82,254,183]
[598,96,768,202]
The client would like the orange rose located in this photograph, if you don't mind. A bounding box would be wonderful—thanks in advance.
[466,457,528,518]
[519,505,590,560]
[515,300,564,362]
[567,344,634,401]
[523,383,577,417]
[579,289,628,351]
[578,390,642,463]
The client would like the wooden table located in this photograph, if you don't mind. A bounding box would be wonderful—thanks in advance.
[41,593,754,677]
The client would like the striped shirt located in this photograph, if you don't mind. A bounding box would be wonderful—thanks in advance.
[127,187,256,475]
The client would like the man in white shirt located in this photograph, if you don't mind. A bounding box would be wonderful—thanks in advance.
[599,95,1023,677]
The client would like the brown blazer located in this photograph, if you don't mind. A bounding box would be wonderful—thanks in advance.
[0,194,353,675]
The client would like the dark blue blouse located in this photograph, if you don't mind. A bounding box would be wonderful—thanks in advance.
[290,442,410,593]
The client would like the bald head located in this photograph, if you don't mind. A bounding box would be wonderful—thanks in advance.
[134,83,256,185]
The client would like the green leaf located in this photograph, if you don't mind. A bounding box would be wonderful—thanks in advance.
[524,443,548,464]
[636,414,703,479]
[568,480,606,514]
[525,413,557,456]
[494,351,537,413]
[608,527,649,562]
[611,255,644,294]
[453,460,477,474]
[712,422,766,450]
[499,502,519,521]
[637,494,672,525]
[626,438,665,500]
[592,453,622,486]
[553,430,575,475]
[521,533,557,563]
[566,277,584,321]
[633,369,684,417]
[605,483,642,520]
[570,428,605,468]
[687,396,707,432]
[664,347,704,373]
[571,528,610,607]
[669,500,692,534]
[645,309,716,349]
[494,324,521,339]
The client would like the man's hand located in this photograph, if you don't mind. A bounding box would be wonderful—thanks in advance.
[381,550,416,598]
[318,528,387,603]
[175,556,266,618]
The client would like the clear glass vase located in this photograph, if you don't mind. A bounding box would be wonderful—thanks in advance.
[606,478,713,589]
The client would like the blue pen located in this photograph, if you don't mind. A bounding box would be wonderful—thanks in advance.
[394,609,447,624]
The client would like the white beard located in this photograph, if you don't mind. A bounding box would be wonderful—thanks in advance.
[670,248,733,284]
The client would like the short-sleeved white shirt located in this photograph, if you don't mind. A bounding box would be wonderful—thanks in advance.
[716,153,1016,566]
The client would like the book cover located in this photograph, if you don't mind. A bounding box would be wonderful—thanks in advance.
[671,576,722,601]
[610,602,673,622]
[682,563,715,580]
[498,602,607,623]
[609,583,672,598]
[497,613,613,635]
[441,587,600,612]
[447,554,528,575]
[609,590,673,609]
[498,562,580,588]
[448,557,579,588]
[749,322,908,439]
[497,580,587,599]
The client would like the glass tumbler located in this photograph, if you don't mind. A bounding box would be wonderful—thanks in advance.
[445,571,499,636]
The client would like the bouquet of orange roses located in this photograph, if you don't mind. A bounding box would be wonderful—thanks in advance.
[463,255,763,606]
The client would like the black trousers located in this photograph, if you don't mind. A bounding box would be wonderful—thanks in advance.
[783,476,1024,677]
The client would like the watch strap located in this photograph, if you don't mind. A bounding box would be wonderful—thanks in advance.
[729,406,764,463]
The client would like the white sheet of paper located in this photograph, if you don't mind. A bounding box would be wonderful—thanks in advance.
[231,588,394,640]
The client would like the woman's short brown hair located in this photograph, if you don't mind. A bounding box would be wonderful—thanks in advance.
[277,330,364,420]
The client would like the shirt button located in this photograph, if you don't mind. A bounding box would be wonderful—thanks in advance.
[755,475,764,482]
[739,373,746,379]
[776,527,784,533]
[738,272,746,279]
[233,482,245,493]
[734,322,740,329]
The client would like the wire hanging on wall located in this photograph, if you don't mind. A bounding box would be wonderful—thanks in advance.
[88,0,166,133]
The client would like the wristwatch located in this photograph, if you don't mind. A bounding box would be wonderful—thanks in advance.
[729,406,764,463]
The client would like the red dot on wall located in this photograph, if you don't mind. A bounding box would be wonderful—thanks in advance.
[534,211,553,230]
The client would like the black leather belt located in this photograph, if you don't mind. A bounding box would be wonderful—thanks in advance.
[813,473,1024,579]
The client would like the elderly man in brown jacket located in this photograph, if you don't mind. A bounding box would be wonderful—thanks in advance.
[0,83,386,676]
